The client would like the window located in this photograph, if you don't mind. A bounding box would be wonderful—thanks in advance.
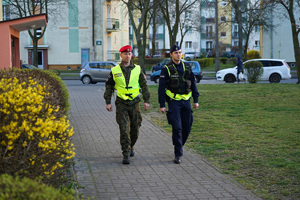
[186,26,192,34]
[3,5,10,20]
[220,16,226,22]
[34,0,41,5]
[255,25,260,32]
[270,61,283,66]
[220,1,227,7]
[206,41,212,50]
[89,63,99,68]
[185,41,192,49]
[36,28,42,38]
[234,25,238,32]
[234,41,238,46]
[185,11,192,19]
[206,26,213,37]
[220,32,227,37]
[255,40,260,47]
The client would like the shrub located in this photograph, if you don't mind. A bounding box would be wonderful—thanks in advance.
[228,57,237,65]
[247,50,261,60]
[220,57,227,64]
[0,174,75,200]
[244,61,264,83]
[197,58,215,68]
[0,68,70,116]
[0,74,75,183]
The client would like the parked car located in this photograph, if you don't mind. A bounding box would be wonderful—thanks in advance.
[21,64,39,69]
[80,61,118,84]
[216,59,291,83]
[223,52,236,58]
[152,54,161,58]
[151,59,171,72]
[150,61,202,83]
[184,52,201,60]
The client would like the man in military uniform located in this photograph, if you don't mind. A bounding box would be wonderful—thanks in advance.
[158,44,199,164]
[104,45,150,164]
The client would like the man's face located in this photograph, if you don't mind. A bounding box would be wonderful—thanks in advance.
[170,50,182,62]
[120,52,132,63]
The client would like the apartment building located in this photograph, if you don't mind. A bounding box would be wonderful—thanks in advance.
[12,0,129,70]
[261,3,299,65]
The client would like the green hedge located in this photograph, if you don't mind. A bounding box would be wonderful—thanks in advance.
[0,174,75,200]
[196,58,215,68]
[244,60,264,83]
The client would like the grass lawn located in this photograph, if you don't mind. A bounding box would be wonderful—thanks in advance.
[142,83,300,200]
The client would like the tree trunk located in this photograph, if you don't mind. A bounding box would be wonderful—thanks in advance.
[238,0,243,57]
[151,8,157,57]
[215,0,220,72]
[287,0,300,83]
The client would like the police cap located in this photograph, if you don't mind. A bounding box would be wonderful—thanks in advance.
[170,44,181,53]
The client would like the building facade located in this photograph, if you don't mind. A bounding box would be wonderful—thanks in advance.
[17,0,128,70]
[261,2,299,65]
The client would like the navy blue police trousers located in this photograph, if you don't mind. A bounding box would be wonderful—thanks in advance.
[166,99,193,157]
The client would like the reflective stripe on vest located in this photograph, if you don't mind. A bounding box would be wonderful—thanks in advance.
[165,62,192,100]
[111,64,141,100]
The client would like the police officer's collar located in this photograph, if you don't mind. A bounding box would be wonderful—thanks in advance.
[171,60,182,66]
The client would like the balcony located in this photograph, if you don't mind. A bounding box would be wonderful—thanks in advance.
[201,1,215,8]
[107,18,120,32]
[232,32,239,39]
[149,34,164,40]
[201,33,215,39]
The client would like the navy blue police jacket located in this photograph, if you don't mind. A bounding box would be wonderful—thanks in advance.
[158,60,199,108]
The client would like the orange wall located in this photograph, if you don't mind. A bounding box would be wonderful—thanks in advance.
[0,26,13,69]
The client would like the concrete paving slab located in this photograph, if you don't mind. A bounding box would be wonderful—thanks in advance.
[67,81,259,200]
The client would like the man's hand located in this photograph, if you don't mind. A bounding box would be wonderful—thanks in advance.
[193,103,199,110]
[143,103,150,111]
[106,104,113,112]
[160,107,166,114]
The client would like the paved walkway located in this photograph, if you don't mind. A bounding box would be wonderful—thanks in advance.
[68,81,259,200]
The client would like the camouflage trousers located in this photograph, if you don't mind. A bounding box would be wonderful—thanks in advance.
[115,101,142,156]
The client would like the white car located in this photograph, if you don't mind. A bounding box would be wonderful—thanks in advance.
[216,59,291,83]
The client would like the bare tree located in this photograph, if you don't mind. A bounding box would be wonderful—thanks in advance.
[178,7,201,48]
[159,0,198,47]
[3,0,58,67]
[121,0,153,73]
[149,2,164,57]
[265,0,300,83]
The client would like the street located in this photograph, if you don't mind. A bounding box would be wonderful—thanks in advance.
[63,78,298,87]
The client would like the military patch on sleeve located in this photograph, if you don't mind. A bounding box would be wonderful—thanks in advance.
[114,73,123,78]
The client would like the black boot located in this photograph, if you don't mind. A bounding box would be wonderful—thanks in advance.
[130,149,135,157]
[122,156,130,164]
[174,156,181,164]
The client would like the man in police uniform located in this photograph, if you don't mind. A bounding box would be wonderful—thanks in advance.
[158,44,199,164]
[104,45,150,164]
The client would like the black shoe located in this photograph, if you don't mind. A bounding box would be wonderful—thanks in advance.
[122,156,130,164]
[174,156,181,164]
[130,150,135,157]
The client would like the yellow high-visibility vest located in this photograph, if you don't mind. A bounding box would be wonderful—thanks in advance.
[111,64,141,100]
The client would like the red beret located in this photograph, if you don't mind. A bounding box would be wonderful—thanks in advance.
[119,45,132,53]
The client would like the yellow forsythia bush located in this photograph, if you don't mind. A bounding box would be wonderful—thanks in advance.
[247,50,261,60]
[0,75,75,181]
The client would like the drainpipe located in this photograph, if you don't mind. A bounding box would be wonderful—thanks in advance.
[92,0,95,61]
